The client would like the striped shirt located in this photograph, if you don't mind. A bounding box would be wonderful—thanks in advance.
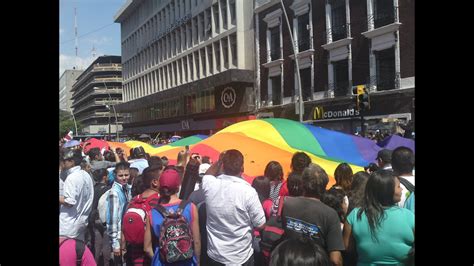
[106,181,131,250]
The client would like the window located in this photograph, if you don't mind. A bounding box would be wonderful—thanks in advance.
[174,62,178,86]
[297,13,310,51]
[220,0,227,30]
[201,48,207,76]
[205,8,212,39]
[207,45,213,74]
[193,17,198,45]
[374,0,395,28]
[230,34,237,67]
[300,68,312,100]
[270,76,282,105]
[195,51,200,78]
[270,26,280,60]
[222,37,229,69]
[375,47,396,91]
[186,22,192,48]
[229,0,236,26]
[183,58,188,82]
[333,59,349,96]
[331,0,347,41]
[214,42,221,71]
[213,3,220,33]
[182,26,187,51]
[176,28,181,53]
[199,13,205,42]
[189,54,194,80]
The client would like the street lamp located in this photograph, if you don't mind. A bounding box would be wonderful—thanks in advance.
[69,106,78,137]
[106,104,111,140]
[279,0,304,122]
[94,84,119,140]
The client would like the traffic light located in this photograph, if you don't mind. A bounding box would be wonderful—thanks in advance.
[352,85,370,111]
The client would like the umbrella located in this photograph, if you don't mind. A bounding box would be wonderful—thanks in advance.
[63,140,80,148]
[139,134,151,139]
[83,138,110,155]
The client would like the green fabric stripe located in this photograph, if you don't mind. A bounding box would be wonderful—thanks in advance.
[169,136,203,147]
[264,118,326,156]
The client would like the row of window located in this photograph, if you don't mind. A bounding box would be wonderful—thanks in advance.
[265,47,397,106]
[123,34,238,102]
[122,0,236,75]
[130,89,215,122]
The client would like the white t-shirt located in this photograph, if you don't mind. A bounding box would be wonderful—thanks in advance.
[59,166,94,240]
[398,174,415,207]
[202,174,266,265]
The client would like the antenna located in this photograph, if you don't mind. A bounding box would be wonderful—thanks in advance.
[74,7,78,57]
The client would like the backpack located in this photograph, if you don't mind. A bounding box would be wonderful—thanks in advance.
[154,200,194,263]
[398,176,415,193]
[259,196,286,262]
[88,183,111,228]
[59,238,85,266]
[122,194,159,245]
[97,189,111,224]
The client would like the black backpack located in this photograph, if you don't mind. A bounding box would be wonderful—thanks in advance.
[59,238,85,266]
[398,177,415,193]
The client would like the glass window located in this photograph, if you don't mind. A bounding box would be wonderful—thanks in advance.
[200,13,205,42]
[201,48,207,76]
[374,0,395,28]
[270,26,280,60]
[229,0,236,26]
[205,8,212,39]
[230,34,237,67]
[298,13,310,51]
[207,45,213,74]
[189,54,194,80]
[213,3,219,33]
[183,58,188,82]
[331,0,346,41]
[214,42,221,71]
[220,0,227,30]
[195,51,200,78]
[375,47,396,91]
[193,17,198,45]
[270,76,281,105]
[222,37,228,69]
[333,59,349,96]
[300,68,312,100]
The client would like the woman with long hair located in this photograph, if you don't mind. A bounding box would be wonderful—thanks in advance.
[343,170,414,266]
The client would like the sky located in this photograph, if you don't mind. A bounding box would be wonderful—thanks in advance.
[60,0,126,76]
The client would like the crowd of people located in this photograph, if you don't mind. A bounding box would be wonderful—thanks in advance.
[59,139,415,266]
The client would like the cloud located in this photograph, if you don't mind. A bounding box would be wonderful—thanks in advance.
[60,28,65,35]
[60,53,103,76]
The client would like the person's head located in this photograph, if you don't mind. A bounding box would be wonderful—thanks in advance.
[391,146,414,175]
[347,171,370,215]
[264,161,284,182]
[161,156,169,167]
[270,237,330,266]
[92,168,109,184]
[201,156,211,164]
[252,176,271,203]
[113,161,131,185]
[80,160,92,173]
[128,167,139,185]
[321,188,347,223]
[291,152,311,174]
[359,170,402,239]
[131,146,146,159]
[142,165,163,190]
[334,162,353,192]
[103,150,116,162]
[61,148,83,169]
[159,168,181,203]
[87,147,102,161]
[131,175,146,197]
[148,156,163,169]
[287,172,304,197]
[301,163,329,199]
[376,149,392,168]
[222,149,244,176]
[364,163,379,174]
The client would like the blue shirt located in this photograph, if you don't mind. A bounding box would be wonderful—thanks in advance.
[106,181,131,250]
[347,206,414,266]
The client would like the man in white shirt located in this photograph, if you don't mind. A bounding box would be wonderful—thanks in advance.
[392,146,415,207]
[202,150,266,266]
[59,149,94,241]
[376,149,393,170]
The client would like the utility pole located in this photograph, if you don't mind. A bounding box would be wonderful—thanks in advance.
[279,0,304,122]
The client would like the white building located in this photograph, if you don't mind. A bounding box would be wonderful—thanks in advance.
[59,69,84,112]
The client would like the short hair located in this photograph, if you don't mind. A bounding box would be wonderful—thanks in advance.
[92,168,108,183]
[291,152,311,174]
[148,156,163,169]
[114,161,130,173]
[287,172,304,197]
[142,165,163,188]
[264,161,284,182]
[391,146,414,175]
[270,237,330,266]
[222,149,244,176]
[62,149,83,166]
[131,175,146,197]
[131,146,146,159]
[302,163,329,198]
[128,167,140,185]
[87,148,101,161]
[252,176,271,203]
[201,156,211,164]
[103,150,116,162]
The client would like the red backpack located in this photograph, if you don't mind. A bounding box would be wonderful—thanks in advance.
[155,200,194,263]
[122,194,159,245]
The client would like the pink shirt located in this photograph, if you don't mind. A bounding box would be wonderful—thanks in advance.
[59,238,96,266]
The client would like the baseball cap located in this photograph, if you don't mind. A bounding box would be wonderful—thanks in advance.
[199,163,211,177]
[159,169,181,190]
[376,149,392,163]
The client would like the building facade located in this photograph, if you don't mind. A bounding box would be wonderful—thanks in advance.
[70,56,124,135]
[255,0,414,134]
[114,0,256,135]
[59,69,84,112]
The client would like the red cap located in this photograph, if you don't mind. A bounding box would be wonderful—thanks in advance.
[159,169,181,189]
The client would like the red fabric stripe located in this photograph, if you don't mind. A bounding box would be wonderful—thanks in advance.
[263,226,284,235]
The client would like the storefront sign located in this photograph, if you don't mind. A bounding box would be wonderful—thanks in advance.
[181,119,190,130]
[221,87,236,109]
[311,106,360,120]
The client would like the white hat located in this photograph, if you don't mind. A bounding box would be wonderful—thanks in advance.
[199,163,211,176]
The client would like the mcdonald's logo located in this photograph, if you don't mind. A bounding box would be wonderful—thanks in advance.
[312,106,324,120]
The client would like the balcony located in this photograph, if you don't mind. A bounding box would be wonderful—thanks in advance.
[74,63,122,88]
[367,6,398,30]
[368,72,401,91]
[73,98,123,114]
[329,81,351,97]
[71,87,123,106]
[72,76,122,99]
[327,23,350,42]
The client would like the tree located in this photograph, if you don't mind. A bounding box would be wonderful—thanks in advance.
[59,109,82,138]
